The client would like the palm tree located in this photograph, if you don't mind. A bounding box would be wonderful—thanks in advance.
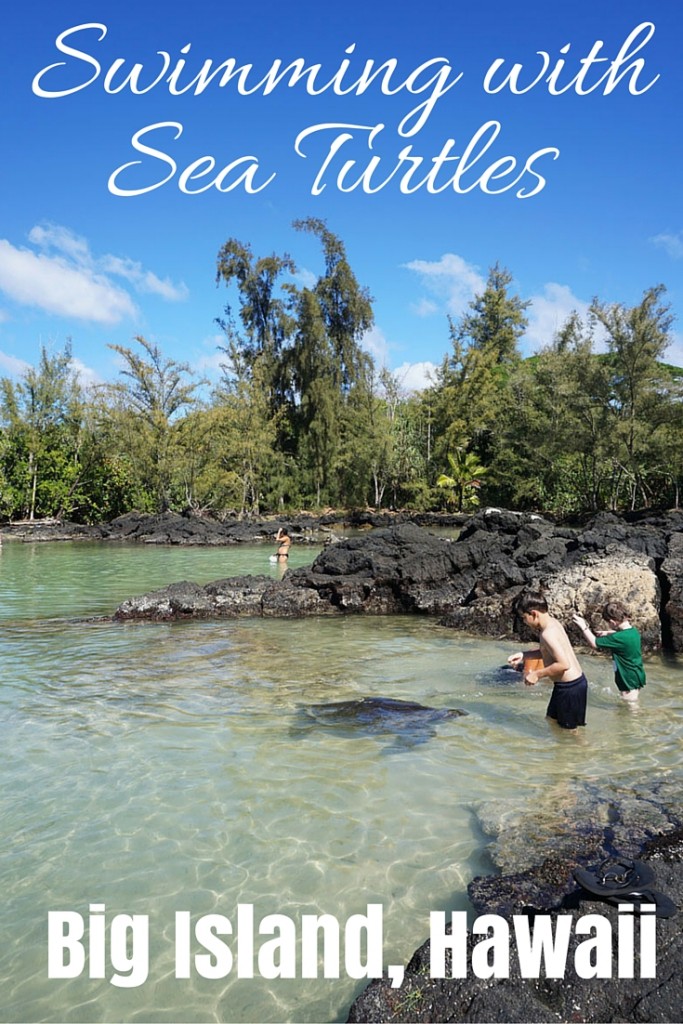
[436,448,488,511]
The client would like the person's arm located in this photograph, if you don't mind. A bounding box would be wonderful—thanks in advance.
[507,648,541,669]
[572,613,598,650]
[524,662,566,684]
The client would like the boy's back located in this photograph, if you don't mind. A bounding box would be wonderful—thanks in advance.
[539,615,584,682]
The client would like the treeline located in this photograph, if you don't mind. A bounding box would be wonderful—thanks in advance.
[1,219,681,523]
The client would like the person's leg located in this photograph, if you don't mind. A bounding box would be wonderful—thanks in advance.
[620,689,639,703]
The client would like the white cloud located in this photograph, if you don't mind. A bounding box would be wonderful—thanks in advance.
[391,360,438,392]
[362,325,391,365]
[0,223,188,326]
[650,231,683,260]
[0,346,101,387]
[32,223,188,300]
[100,255,189,301]
[70,356,103,390]
[664,330,683,368]
[410,298,439,317]
[0,349,31,376]
[525,283,610,353]
[195,334,230,376]
[28,223,90,262]
[0,240,137,324]
[360,326,436,391]
[524,283,591,350]
[403,254,486,317]
[293,267,317,290]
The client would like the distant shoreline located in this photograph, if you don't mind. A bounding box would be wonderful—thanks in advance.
[0,508,469,545]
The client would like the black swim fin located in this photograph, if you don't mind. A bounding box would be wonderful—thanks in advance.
[573,857,655,896]
[603,888,677,919]
[573,857,677,919]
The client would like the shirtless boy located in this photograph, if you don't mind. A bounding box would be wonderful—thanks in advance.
[508,590,587,729]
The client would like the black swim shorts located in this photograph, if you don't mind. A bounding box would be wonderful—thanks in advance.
[546,674,587,729]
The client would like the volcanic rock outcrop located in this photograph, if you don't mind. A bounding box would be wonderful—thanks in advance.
[112,508,683,651]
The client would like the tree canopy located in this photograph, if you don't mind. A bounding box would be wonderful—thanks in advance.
[0,229,678,522]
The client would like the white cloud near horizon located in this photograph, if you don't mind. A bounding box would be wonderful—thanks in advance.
[195,333,230,376]
[361,325,437,393]
[0,345,101,387]
[664,330,683,368]
[361,325,391,365]
[0,223,188,327]
[70,356,103,389]
[524,283,591,351]
[0,349,32,376]
[391,360,438,391]
[403,256,600,358]
[403,254,486,318]
[650,231,683,260]
[524,282,612,353]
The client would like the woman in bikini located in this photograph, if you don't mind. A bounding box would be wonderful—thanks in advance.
[274,527,292,561]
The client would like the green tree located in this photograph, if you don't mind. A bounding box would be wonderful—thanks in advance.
[0,343,83,520]
[215,240,297,416]
[431,264,529,468]
[436,448,488,510]
[493,315,615,513]
[286,220,376,505]
[289,288,340,506]
[491,289,678,515]
[361,370,428,509]
[210,348,284,515]
[73,394,154,520]
[454,262,529,367]
[590,285,674,508]
[293,218,374,393]
[213,222,376,508]
[107,336,200,511]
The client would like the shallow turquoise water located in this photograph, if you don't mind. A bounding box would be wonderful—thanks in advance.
[0,539,681,1023]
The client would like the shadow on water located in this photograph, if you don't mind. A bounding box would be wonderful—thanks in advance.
[289,695,468,753]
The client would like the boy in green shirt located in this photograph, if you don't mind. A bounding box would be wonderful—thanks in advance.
[572,601,646,702]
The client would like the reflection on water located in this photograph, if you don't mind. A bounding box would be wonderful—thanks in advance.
[0,541,681,1023]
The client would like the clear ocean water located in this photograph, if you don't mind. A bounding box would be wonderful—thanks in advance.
[0,538,680,1023]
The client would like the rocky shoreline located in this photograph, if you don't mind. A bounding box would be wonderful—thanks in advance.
[347,802,683,1023]
[108,507,683,653]
[0,508,467,545]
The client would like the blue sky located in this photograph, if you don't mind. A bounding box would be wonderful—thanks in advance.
[1,0,681,392]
